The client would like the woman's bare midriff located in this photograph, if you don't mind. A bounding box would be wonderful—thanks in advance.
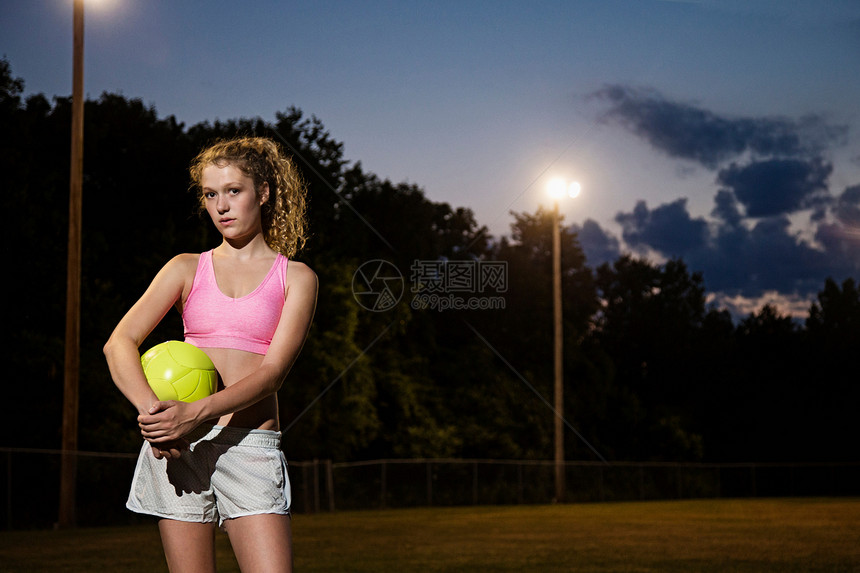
[201,346,280,431]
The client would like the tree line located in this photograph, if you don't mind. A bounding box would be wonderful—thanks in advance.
[2,59,856,464]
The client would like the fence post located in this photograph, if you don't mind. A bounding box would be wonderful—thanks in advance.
[715,466,721,498]
[598,465,604,502]
[426,462,433,506]
[792,464,797,496]
[830,464,836,496]
[302,464,312,513]
[473,462,478,505]
[6,451,11,529]
[380,461,387,509]
[750,464,757,497]
[517,463,524,505]
[326,460,335,512]
[313,459,320,513]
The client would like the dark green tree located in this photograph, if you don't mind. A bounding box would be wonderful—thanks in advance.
[453,208,601,460]
[729,304,802,461]
[802,278,860,461]
[590,255,707,460]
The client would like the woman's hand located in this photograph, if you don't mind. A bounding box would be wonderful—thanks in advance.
[138,400,201,446]
[150,439,189,460]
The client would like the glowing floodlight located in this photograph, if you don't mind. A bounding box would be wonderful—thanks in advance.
[547,178,581,200]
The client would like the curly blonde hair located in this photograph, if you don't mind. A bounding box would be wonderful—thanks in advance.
[189,136,308,257]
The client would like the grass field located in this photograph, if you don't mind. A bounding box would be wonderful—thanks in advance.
[1,498,858,572]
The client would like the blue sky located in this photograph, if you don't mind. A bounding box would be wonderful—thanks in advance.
[3,0,860,316]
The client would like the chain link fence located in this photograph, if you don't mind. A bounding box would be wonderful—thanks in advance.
[3,448,858,529]
[291,458,860,513]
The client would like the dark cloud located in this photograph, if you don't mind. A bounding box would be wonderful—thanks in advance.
[716,158,833,218]
[592,85,846,168]
[813,185,860,280]
[615,198,708,256]
[609,197,848,298]
[832,184,860,227]
[711,189,743,227]
[571,218,621,266]
[740,217,827,294]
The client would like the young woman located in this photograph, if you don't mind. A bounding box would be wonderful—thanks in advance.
[104,136,317,572]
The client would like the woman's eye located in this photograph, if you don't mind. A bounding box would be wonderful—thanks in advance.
[204,191,216,199]
[229,188,241,195]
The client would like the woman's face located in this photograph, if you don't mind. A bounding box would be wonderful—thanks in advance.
[200,162,269,242]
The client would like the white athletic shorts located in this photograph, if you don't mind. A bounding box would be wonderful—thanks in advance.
[126,424,291,526]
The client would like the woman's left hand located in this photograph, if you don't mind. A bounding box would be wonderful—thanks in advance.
[138,400,199,443]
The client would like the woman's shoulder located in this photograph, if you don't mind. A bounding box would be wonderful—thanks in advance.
[159,252,203,281]
[285,260,317,288]
[168,252,203,269]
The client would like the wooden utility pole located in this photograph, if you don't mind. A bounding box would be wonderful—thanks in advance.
[552,201,565,502]
[59,0,84,529]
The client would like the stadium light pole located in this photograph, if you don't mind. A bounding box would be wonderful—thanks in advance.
[59,0,85,529]
[547,178,580,503]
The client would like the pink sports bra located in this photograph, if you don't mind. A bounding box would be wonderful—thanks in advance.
[183,250,288,355]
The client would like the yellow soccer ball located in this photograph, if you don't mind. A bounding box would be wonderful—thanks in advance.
[140,341,217,402]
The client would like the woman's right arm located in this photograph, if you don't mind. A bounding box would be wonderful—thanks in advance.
[104,254,197,416]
